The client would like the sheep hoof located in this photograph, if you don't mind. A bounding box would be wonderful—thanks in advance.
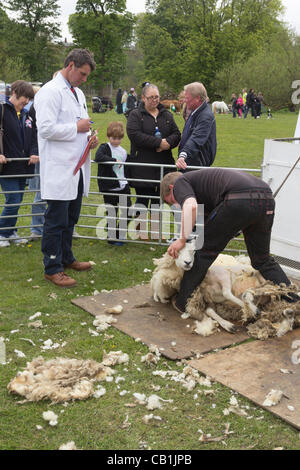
[254,308,261,319]
[228,324,237,333]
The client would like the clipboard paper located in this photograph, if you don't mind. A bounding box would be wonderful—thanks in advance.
[73,130,98,175]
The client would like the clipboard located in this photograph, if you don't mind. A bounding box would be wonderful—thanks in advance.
[74,129,99,175]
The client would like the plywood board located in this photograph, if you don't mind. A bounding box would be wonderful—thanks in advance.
[71,283,249,360]
[189,330,300,429]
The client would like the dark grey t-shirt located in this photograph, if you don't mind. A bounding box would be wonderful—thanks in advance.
[173,168,271,214]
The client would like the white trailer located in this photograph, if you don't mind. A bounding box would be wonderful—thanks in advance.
[262,134,300,278]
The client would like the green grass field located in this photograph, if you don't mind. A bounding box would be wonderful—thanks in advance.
[0,109,300,450]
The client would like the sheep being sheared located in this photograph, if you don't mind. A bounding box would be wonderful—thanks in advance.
[151,246,300,339]
[151,238,196,303]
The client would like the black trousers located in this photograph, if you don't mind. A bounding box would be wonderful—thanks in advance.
[176,196,290,311]
[134,185,159,210]
[103,185,132,240]
[42,171,83,275]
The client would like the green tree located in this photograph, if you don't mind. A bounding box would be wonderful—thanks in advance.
[137,0,286,95]
[2,57,30,83]
[2,0,61,80]
[212,30,300,110]
[68,0,134,92]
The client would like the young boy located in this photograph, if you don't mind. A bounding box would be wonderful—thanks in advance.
[95,121,131,246]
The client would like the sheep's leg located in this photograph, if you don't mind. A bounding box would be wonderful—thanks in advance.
[152,280,172,303]
[276,308,295,337]
[219,275,260,319]
[222,287,245,308]
[241,290,261,319]
[205,307,237,333]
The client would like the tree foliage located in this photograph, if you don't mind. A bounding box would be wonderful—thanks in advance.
[68,0,134,91]
[137,0,286,95]
[1,0,62,82]
[212,30,300,110]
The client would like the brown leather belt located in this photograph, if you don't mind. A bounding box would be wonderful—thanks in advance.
[225,191,274,200]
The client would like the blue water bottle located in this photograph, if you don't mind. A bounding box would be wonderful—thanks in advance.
[154,126,162,138]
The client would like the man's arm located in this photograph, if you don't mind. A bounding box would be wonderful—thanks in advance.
[177,115,215,167]
[168,197,197,258]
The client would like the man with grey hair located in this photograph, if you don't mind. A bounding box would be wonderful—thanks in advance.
[176,82,216,171]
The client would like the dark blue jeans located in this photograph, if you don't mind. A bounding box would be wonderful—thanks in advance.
[42,171,83,275]
[0,177,26,238]
[176,195,291,311]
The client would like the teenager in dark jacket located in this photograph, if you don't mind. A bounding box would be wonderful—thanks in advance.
[126,83,181,212]
[0,80,38,247]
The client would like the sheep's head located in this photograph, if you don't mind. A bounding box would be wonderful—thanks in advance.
[174,238,196,271]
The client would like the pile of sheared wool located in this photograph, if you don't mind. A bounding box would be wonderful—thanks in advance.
[8,356,114,403]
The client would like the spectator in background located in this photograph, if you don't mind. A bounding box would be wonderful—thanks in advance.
[231,93,237,118]
[236,94,244,118]
[242,88,247,115]
[121,90,128,114]
[257,92,265,117]
[246,88,257,119]
[115,88,123,114]
[126,88,137,113]
[27,85,47,240]
[126,83,181,237]
[0,80,38,247]
[5,85,11,103]
[176,82,217,172]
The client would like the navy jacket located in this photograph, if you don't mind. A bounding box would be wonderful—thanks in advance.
[0,102,38,176]
[179,101,217,167]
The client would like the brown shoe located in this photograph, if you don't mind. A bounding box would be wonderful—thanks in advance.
[44,272,77,288]
[64,260,92,271]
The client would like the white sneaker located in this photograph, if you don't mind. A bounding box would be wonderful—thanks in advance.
[0,236,10,248]
[9,231,29,245]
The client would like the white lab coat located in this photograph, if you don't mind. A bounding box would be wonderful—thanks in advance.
[34,72,91,200]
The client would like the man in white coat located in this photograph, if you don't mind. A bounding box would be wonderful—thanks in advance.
[34,49,99,287]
